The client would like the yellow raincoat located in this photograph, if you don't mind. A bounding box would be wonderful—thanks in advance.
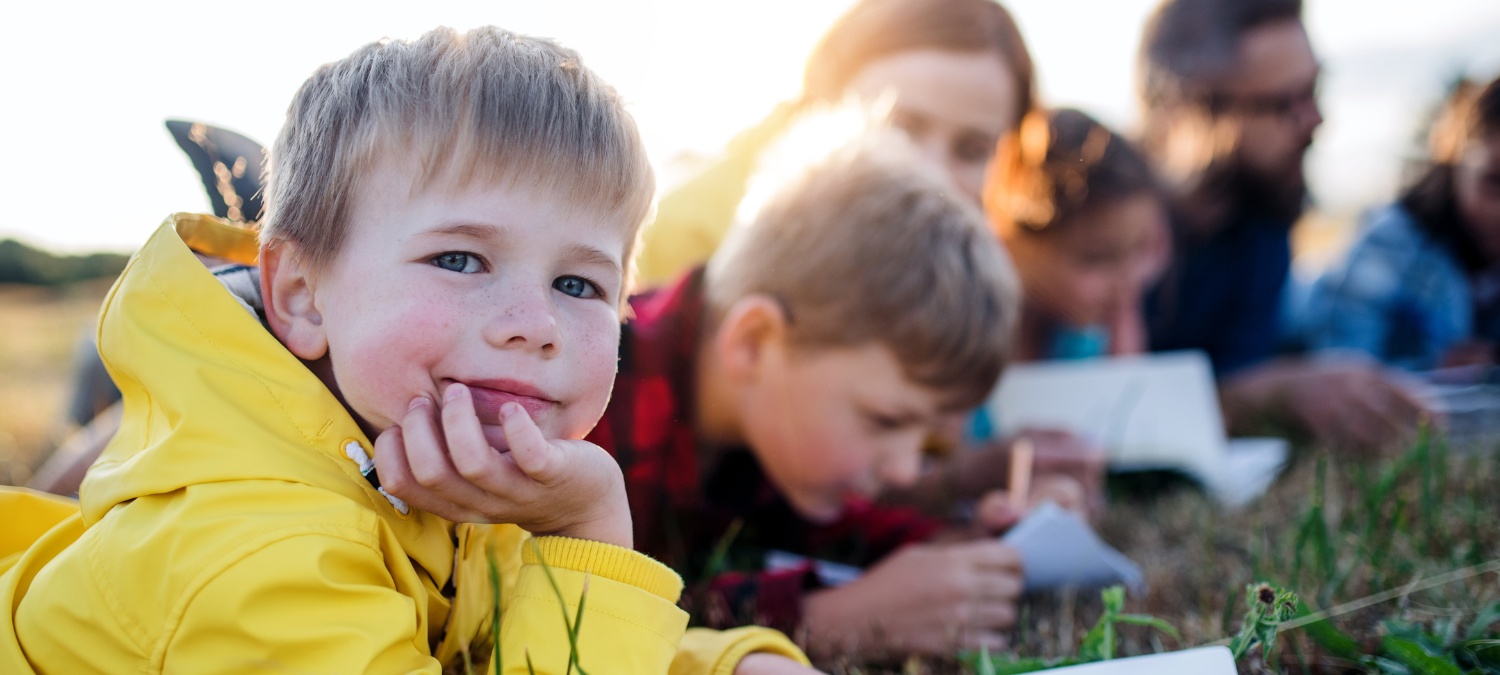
[0,214,805,675]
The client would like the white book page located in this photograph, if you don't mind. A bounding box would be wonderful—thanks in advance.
[987,351,1230,489]
[1042,647,1237,674]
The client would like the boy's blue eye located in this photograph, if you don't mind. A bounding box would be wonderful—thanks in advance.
[432,252,483,274]
[553,275,599,299]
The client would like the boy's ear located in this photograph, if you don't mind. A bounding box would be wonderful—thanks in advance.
[714,294,789,382]
[259,242,329,361]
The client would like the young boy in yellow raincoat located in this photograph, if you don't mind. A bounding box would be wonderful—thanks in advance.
[0,26,808,675]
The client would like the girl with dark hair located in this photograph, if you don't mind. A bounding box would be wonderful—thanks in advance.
[635,0,1036,285]
[1307,76,1500,370]
[986,108,1169,362]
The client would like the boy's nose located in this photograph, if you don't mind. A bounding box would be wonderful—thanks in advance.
[878,443,924,488]
[482,286,562,355]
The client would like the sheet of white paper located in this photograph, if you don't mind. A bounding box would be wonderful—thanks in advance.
[1408,379,1500,449]
[1000,502,1143,592]
[1041,647,1237,674]
[1212,438,1289,508]
[764,550,863,587]
[987,351,1284,506]
[764,502,1144,592]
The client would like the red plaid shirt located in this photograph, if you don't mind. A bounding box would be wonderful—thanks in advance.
[586,269,943,633]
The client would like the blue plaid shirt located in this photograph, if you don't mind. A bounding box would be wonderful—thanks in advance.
[1305,204,1496,370]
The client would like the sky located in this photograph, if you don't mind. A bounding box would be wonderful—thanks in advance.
[2,0,1499,254]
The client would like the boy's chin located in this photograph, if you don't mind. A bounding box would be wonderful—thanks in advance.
[787,494,846,525]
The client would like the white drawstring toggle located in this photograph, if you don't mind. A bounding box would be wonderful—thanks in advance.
[344,441,375,473]
[344,441,408,515]
[379,487,411,515]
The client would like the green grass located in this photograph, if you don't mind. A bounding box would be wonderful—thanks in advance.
[828,428,1500,674]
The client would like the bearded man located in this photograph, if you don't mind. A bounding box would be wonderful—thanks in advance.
[1140,0,1425,451]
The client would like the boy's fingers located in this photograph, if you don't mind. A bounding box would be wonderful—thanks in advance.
[372,423,473,521]
[1031,476,1087,516]
[372,425,417,494]
[498,403,562,483]
[958,629,1008,652]
[441,383,517,490]
[400,396,458,487]
[399,396,502,518]
[972,570,1024,602]
[964,598,1020,629]
[967,541,1025,573]
[976,490,1022,531]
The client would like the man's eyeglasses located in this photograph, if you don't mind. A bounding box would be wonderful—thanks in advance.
[1205,75,1321,120]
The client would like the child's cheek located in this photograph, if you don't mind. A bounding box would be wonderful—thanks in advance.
[560,313,620,438]
[335,295,460,429]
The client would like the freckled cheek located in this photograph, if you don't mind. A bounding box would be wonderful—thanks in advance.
[328,293,464,426]
[556,309,621,437]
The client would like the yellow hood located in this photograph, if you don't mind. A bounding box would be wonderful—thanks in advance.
[83,214,455,575]
[1,214,802,675]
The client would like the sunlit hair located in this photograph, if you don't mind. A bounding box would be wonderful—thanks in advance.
[707,119,1020,410]
[985,108,1158,237]
[802,0,1035,129]
[1138,0,1303,109]
[260,26,654,274]
[1400,76,1500,272]
[1136,0,1302,192]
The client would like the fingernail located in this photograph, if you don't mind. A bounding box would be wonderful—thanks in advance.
[501,401,520,417]
[444,382,466,401]
[409,395,431,410]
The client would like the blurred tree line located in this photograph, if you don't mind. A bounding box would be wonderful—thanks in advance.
[0,239,129,286]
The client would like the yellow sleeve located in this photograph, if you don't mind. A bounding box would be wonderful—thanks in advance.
[672,626,811,675]
[502,536,688,675]
[171,534,442,674]
[635,103,799,286]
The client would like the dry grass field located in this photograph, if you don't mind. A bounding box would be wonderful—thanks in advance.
[0,279,113,485]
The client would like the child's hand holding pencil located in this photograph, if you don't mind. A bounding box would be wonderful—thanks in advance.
[973,436,1092,533]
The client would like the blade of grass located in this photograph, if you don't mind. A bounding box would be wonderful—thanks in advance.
[489,544,502,675]
[524,538,595,675]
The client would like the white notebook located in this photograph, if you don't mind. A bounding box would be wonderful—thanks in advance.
[986,351,1286,507]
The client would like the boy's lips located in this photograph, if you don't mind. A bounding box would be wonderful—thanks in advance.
[455,378,558,421]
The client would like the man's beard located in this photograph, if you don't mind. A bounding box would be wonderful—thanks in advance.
[1197,154,1310,227]
[1234,158,1310,224]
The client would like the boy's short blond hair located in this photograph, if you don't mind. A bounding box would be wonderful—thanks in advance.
[261,26,654,271]
[706,129,1020,410]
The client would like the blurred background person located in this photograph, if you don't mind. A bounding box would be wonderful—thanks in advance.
[635,0,1108,521]
[985,108,1169,363]
[1305,76,1500,371]
[635,0,1035,286]
[1137,0,1426,452]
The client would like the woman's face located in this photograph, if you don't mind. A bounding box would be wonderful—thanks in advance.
[846,49,1019,203]
[1457,132,1500,263]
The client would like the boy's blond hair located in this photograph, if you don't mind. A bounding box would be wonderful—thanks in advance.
[261,26,654,272]
[706,127,1020,410]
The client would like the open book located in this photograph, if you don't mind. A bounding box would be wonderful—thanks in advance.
[985,351,1287,507]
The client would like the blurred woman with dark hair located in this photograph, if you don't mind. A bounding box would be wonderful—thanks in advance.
[1307,76,1500,370]
[635,0,1036,285]
[986,108,1169,362]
